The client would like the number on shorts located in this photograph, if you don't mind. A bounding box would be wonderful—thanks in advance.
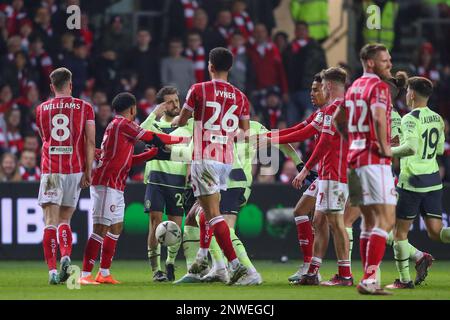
[51,114,70,142]
[175,193,183,207]
[204,101,239,133]
[346,100,369,133]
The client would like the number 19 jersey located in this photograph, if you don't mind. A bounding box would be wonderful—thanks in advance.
[345,73,392,169]
[183,79,250,164]
[36,96,95,174]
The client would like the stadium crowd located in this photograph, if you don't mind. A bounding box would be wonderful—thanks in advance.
[1,0,450,183]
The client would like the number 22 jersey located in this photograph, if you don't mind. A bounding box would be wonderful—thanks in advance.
[36,96,95,174]
[183,79,250,165]
[345,73,392,169]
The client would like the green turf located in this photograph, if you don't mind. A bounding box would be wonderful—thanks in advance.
[0,260,449,300]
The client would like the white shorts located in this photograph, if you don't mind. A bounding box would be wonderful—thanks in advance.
[303,178,319,198]
[348,164,397,206]
[191,160,232,197]
[90,185,125,226]
[38,173,83,207]
[315,180,349,213]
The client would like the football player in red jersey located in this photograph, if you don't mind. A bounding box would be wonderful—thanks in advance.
[334,43,396,295]
[171,47,250,284]
[36,68,95,284]
[79,93,186,285]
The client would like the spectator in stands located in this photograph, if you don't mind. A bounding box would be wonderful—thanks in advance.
[19,149,40,181]
[168,0,199,40]
[138,86,157,119]
[290,0,329,43]
[231,0,254,42]
[273,31,289,54]
[0,107,24,155]
[28,34,53,98]
[228,31,248,92]
[78,13,93,52]
[95,103,113,148]
[119,71,139,98]
[23,134,40,155]
[0,84,14,115]
[18,18,32,52]
[283,21,327,125]
[41,0,58,16]
[4,34,21,64]
[213,9,236,47]
[33,6,55,54]
[279,159,297,184]
[413,42,441,86]
[247,23,288,113]
[0,152,21,182]
[15,83,41,130]
[246,0,281,35]
[184,31,207,83]
[1,0,27,36]
[0,12,7,56]
[123,29,160,94]
[91,89,108,110]
[160,38,195,99]
[55,32,75,65]
[192,8,222,53]
[62,39,89,97]
[259,88,286,130]
[4,50,38,97]
[93,48,120,98]
[100,15,129,61]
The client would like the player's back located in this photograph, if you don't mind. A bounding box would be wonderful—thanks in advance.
[185,79,250,164]
[345,73,392,168]
[398,107,444,192]
[93,116,142,191]
[36,96,94,174]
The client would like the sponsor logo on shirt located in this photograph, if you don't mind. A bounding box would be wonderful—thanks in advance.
[350,139,366,150]
[324,115,333,127]
[49,146,73,155]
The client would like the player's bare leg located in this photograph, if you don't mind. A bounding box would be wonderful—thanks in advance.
[321,213,353,286]
[193,193,247,284]
[289,195,316,282]
[344,205,361,263]
[80,223,109,285]
[42,204,60,284]
[95,222,122,284]
[148,210,167,281]
[165,215,183,281]
[357,204,395,295]
[57,206,75,283]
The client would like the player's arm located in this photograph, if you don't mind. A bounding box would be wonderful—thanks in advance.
[131,148,159,166]
[81,121,96,188]
[272,123,319,145]
[173,86,196,128]
[392,115,419,157]
[437,118,445,156]
[140,103,167,132]
[268,121,307,137]
[333,104,348,140]
[372,106,392,157]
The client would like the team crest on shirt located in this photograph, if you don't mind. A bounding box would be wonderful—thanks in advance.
[324,115,333,126]
[314,112,324,124]
[110,205,116,212]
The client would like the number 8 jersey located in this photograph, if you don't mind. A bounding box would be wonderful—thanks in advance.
[345,73,392,169]
[36,96,95,174]
[183,79,250,164]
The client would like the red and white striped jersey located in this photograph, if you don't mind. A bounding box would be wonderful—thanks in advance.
[183,79,250,164]
[316,99,348,183]
[36,96,95,174]
[92,116,145,191]
[345,73,392,169]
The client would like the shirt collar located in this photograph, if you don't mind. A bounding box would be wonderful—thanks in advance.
[362,72,380,79]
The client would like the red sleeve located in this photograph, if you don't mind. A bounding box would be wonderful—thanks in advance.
[239,94,250,120]
[268,121,306,137]
[274,123,319,144]
[140,130,186,144]
[85,103,95,125]
[183,85,197,112]
[304,132,331,170]
[131,148,158,166]
[122,120,145,140]
[369,81,390,111]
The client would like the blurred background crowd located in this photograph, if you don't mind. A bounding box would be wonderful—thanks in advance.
[1,0,450,184]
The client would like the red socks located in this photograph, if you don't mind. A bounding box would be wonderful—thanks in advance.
[295,216,313,264]
[58,223,72,258]
[363,228,388,280]
[43,226,58,271]
[199,211,213,249]
[359,230,371,271]
[100,232,120,270]
[82,233,104,273]
[338,260,352,278]
[210,216,237,262]
[307,257,322,275]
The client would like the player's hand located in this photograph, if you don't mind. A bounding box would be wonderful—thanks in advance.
[292,167,309,189]
[153,102,168,118]
[80,171,92,189]
[171,115,180,127]
[255,135,271,149]
[391,135,400,147]
[378,143,393,158]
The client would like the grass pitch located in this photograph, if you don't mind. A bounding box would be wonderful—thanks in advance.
[0,260,449,300]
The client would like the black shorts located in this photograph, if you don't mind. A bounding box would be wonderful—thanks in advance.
[220,188,246,215]
[144,184,184,216]
[396,187,443,220]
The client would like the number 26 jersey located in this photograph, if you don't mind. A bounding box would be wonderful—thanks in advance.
[36,96,95,174]
[183,79,250,165]
[344,73,392,169]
